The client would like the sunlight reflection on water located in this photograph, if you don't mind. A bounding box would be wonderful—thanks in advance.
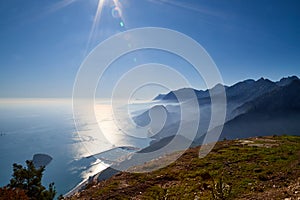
[0,99,151,195]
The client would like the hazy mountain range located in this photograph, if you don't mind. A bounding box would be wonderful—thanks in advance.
[133,76,300,146]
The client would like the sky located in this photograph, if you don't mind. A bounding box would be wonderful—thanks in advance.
[0,0,300,98]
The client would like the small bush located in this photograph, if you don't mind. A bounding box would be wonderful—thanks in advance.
[3,160,56,200]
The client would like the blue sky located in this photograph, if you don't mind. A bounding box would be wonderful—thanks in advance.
[0,0,300,98]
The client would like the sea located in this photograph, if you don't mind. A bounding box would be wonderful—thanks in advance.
[0,98,153,196]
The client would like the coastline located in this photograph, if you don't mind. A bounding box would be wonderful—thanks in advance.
[64,179,89,197]
[61,135,300,199]
[64,135,194,197]
[64,166,120,197]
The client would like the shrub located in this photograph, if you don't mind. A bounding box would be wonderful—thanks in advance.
[6,160,56,200]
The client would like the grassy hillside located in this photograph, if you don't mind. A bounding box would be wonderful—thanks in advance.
[66,135,300,199]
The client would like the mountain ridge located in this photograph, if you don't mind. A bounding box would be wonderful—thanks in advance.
[137,76,300,143]
[153,76,299,102]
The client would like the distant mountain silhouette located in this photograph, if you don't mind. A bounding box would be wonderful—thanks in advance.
[153,88,207,101]
[207,79,300,141]
[276,75,299,86]
[132,105,181,139]
[235,79,300,114]
[135,76,300,144]
[154,77,282,103]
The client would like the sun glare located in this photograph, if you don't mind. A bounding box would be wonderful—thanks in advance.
[84,0,125,55]
[48,0,215,57]
[85,0,106,55]
[49,0,126,56]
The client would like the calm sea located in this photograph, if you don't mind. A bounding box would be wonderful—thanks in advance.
[0,99,151,195]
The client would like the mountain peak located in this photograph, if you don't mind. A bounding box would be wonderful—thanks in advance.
[258,77,265,81]
[257,77,272,83]
[277,76,299,86]
[153,76,300,102]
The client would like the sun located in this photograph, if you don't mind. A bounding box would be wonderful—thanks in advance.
[85,0,125,55]
[49,0,126,55]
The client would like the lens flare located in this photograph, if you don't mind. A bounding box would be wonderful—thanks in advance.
[84,0,126,55]
[85,0,106,55]
[111,6,122,18]
[112,0,126,27]
[48,0,127,55]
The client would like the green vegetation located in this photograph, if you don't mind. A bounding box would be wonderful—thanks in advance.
[67,135,300,199]
[0,160,56,200]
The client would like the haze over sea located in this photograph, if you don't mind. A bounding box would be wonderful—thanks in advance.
[0,98,150,195]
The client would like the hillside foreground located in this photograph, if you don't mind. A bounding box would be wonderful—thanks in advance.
[67,135,300,199]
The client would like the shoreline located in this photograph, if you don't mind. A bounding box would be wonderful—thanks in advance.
[64,165,120,197]
[64,179,89,197]
[64,135,194,197]
[64,147,139,197]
